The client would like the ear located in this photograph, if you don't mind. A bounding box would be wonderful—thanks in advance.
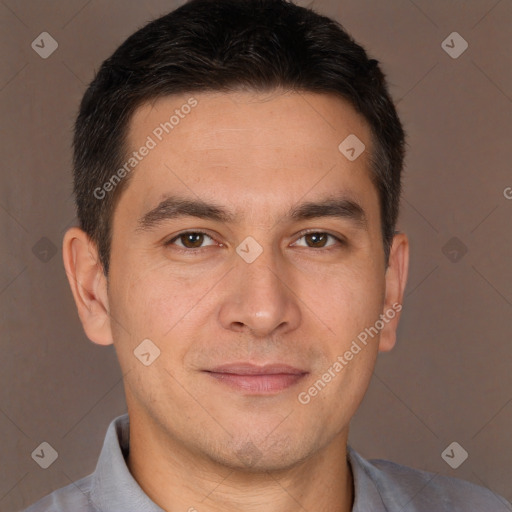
[378,232,409,352]
[62,227,113,346]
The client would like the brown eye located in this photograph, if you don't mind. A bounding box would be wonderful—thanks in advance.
[304,233,328,247]
[180,233,205,248]
[166,231,216,249]
[292,231,343,249]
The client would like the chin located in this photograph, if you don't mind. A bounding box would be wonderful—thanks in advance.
[206,432,313,474]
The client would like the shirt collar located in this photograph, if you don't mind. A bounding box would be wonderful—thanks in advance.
[347,445,389,511]
[89,413,386,512]
[90,414,165,512]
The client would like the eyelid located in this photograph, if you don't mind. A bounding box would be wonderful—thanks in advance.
[291,229,346,248]
[165,229,220,249]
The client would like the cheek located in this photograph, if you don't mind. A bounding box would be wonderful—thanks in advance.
[302,261,385,336]
[109,261,217,364]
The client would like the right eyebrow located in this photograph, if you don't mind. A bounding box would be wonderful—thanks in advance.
[135,196,238,233]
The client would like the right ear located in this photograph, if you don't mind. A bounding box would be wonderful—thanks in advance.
[62,227,113,346]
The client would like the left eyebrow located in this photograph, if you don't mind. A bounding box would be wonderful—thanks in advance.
[287,197,367,229]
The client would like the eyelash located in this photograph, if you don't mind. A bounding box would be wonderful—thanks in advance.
[164,229,346,252]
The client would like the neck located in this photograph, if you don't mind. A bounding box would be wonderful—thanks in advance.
[126,412,354,512]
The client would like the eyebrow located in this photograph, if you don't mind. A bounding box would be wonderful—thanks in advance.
[135,194,367,232]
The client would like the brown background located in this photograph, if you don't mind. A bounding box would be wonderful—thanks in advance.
[1,1,511,510]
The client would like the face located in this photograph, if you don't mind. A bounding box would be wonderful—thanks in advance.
[65,90,408,472]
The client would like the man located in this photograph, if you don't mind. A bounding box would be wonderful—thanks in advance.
[24,0,511,510]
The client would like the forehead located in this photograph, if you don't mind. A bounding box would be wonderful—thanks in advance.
[118,90,377,223]
[130,90,370,155]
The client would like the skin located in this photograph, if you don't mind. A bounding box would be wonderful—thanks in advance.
[63,90,409,512]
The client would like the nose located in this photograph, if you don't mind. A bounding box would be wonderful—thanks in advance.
[217,244,301,338]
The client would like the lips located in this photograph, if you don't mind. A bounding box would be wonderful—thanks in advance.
[206,363,307,375]
[203,363,308,394]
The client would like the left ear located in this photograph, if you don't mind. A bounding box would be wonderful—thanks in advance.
[379,232,409,352]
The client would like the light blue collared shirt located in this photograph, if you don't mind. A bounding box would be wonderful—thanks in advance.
[22,414,512,512]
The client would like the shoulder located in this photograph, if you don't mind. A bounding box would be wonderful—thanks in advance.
[349,446,512,511]
[20,474,95,512]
